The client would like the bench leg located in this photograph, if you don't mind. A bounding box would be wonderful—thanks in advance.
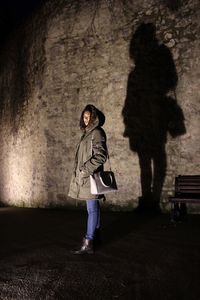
[171,202,180,222]
[171,202,188,222]
[180,203,187,216]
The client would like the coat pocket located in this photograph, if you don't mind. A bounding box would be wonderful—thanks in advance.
[78,171,89,187]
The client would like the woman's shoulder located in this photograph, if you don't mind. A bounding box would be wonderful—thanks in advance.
[92,127,106,140]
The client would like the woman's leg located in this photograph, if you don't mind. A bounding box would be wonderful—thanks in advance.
[86,200,100,240]
[72,200,100,254]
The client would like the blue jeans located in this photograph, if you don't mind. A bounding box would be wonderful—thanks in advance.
[86,200,100,240]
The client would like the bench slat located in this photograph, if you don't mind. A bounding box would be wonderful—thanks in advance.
[170,175,200,203]
[169,197,200,203]
[176,189,200,193]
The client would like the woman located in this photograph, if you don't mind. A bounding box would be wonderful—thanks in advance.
[68,104,107,254]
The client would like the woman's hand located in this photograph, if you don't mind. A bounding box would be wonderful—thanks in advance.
[80,170,88,177]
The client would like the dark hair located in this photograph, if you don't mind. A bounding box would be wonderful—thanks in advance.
[80,104,97,129]
[80,104,105,129]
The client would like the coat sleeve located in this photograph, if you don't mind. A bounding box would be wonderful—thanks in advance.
[82,129,107,175]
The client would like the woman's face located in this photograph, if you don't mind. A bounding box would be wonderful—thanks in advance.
[83,111,91,127]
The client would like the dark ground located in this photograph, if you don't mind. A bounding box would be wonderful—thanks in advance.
[0,207,200,300]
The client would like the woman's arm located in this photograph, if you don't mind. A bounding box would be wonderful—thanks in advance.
[81,129,107,176]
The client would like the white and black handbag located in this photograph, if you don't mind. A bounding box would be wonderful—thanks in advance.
[90,137,118,195]
[90,170,118,195]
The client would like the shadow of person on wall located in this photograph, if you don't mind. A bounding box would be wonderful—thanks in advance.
[122,23,186,214]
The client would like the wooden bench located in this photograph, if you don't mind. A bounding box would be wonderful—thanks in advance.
[169,175,200,221]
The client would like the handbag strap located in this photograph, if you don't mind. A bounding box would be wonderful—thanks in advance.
[106,143,112,172]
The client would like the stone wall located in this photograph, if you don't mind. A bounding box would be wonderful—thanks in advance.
[0,0,199,210]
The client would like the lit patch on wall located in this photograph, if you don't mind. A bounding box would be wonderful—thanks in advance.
[0,135,34,206]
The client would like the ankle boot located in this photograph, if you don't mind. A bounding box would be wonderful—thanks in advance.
[72,238,94,255]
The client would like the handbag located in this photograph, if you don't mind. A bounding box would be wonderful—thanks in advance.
[90,135,118,195]
[90,170,118,195]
